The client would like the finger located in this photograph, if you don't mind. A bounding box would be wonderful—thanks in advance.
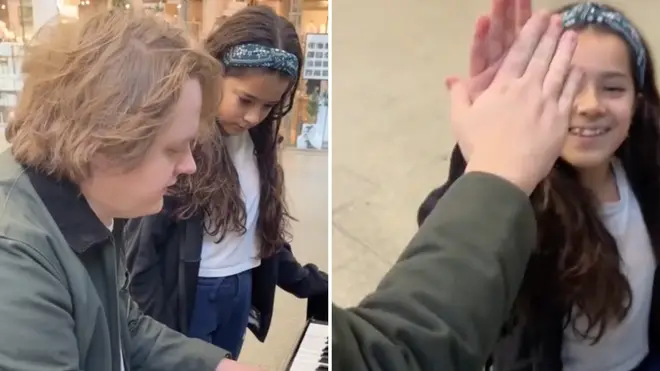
[469,16,491,77]
[445,76,460,90]
[489,0,507,39]
[493,11,552,83]
[523,15,564,83]
[516,0,532,32]
[542,31,579,100]
[487,0,507,64]
[503,0,516,50]
[557,67,584,118]
[469,57,505,100]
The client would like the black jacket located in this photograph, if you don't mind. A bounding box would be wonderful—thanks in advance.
[123,197,328,342]
[418,144,660,371]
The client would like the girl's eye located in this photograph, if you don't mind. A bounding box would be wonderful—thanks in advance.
[166,148,182,155]
[166,142,192,156]
[239,97,251,105]
[604,86,625,92]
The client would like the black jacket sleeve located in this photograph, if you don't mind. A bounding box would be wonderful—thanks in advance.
[276,244,328,298]
[417,144,467,226]
[275,243,329,322]
[124,210,174,320]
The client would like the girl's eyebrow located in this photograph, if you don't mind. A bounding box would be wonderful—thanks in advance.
[236,89,280,105]
[171,135,196,147]
[598,71,630,79]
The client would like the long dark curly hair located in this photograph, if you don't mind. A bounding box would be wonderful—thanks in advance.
[169,5,300,258]
[515,3,660,343]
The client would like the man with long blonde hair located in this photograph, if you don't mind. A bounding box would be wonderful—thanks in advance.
[0,9,261,371]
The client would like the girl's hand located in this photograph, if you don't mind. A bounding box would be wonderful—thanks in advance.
[464,0,533,103]
[447,0,533,160]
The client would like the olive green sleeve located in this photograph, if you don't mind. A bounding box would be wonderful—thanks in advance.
[332,172,537,371]
[126,295,230,371]
[0,237,80,370]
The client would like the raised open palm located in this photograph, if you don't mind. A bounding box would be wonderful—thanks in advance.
[447,0,532,102]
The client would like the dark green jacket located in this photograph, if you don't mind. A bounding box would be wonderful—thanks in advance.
[0,151,228,371]
[332,172,537,371]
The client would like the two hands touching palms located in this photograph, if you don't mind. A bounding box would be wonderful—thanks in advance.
[462,0,532,101]
[449,0,583,193]
[449,0,532,159]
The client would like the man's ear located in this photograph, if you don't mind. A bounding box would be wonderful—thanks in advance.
[88,152,124,176]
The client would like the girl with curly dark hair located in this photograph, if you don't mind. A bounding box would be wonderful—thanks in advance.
[123,5,328,360]
[419,2,660,370]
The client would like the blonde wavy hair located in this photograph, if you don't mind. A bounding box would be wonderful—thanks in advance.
[6,9,222,183]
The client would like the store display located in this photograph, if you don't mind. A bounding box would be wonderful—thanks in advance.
[292,30,329,150]
[296,82,328,150]
[302,33,328,80]
[0,42,21,129]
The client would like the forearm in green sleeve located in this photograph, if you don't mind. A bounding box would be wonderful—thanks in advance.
[127,298,230,371]
[332,172,537,371]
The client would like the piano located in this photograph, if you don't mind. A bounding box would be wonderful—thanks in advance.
[282,279,329,370]
[283,319,328,371]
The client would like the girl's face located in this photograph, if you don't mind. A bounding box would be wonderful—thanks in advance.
[561,28,637,169]
[217,69,291,135]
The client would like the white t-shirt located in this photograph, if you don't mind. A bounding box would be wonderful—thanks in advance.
[562,160,656,371]
[198,131,261,277]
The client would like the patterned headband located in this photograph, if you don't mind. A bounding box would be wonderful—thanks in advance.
[222,43,299,77]
[562,2,647,85]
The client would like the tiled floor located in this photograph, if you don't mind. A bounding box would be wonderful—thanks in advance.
[240,149,328,369]
[331,0,660,308]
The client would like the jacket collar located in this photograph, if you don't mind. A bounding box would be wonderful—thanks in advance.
[25,167,112,253]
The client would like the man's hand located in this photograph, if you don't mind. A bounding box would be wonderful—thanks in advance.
[450,12,582,194]
[216,359,265,371]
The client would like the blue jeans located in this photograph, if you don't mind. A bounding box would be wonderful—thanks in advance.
[187,270,252,360]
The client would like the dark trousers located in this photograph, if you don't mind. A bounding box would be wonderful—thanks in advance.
[634,352,660,371]
[187,269,252,360]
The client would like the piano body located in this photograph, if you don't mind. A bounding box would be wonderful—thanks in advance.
[283,290,329,371]
[283,319,328,371]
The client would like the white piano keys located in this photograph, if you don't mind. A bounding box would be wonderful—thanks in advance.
[287,322,328,371]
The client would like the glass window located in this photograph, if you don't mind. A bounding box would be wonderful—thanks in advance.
[279,0,329,150]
